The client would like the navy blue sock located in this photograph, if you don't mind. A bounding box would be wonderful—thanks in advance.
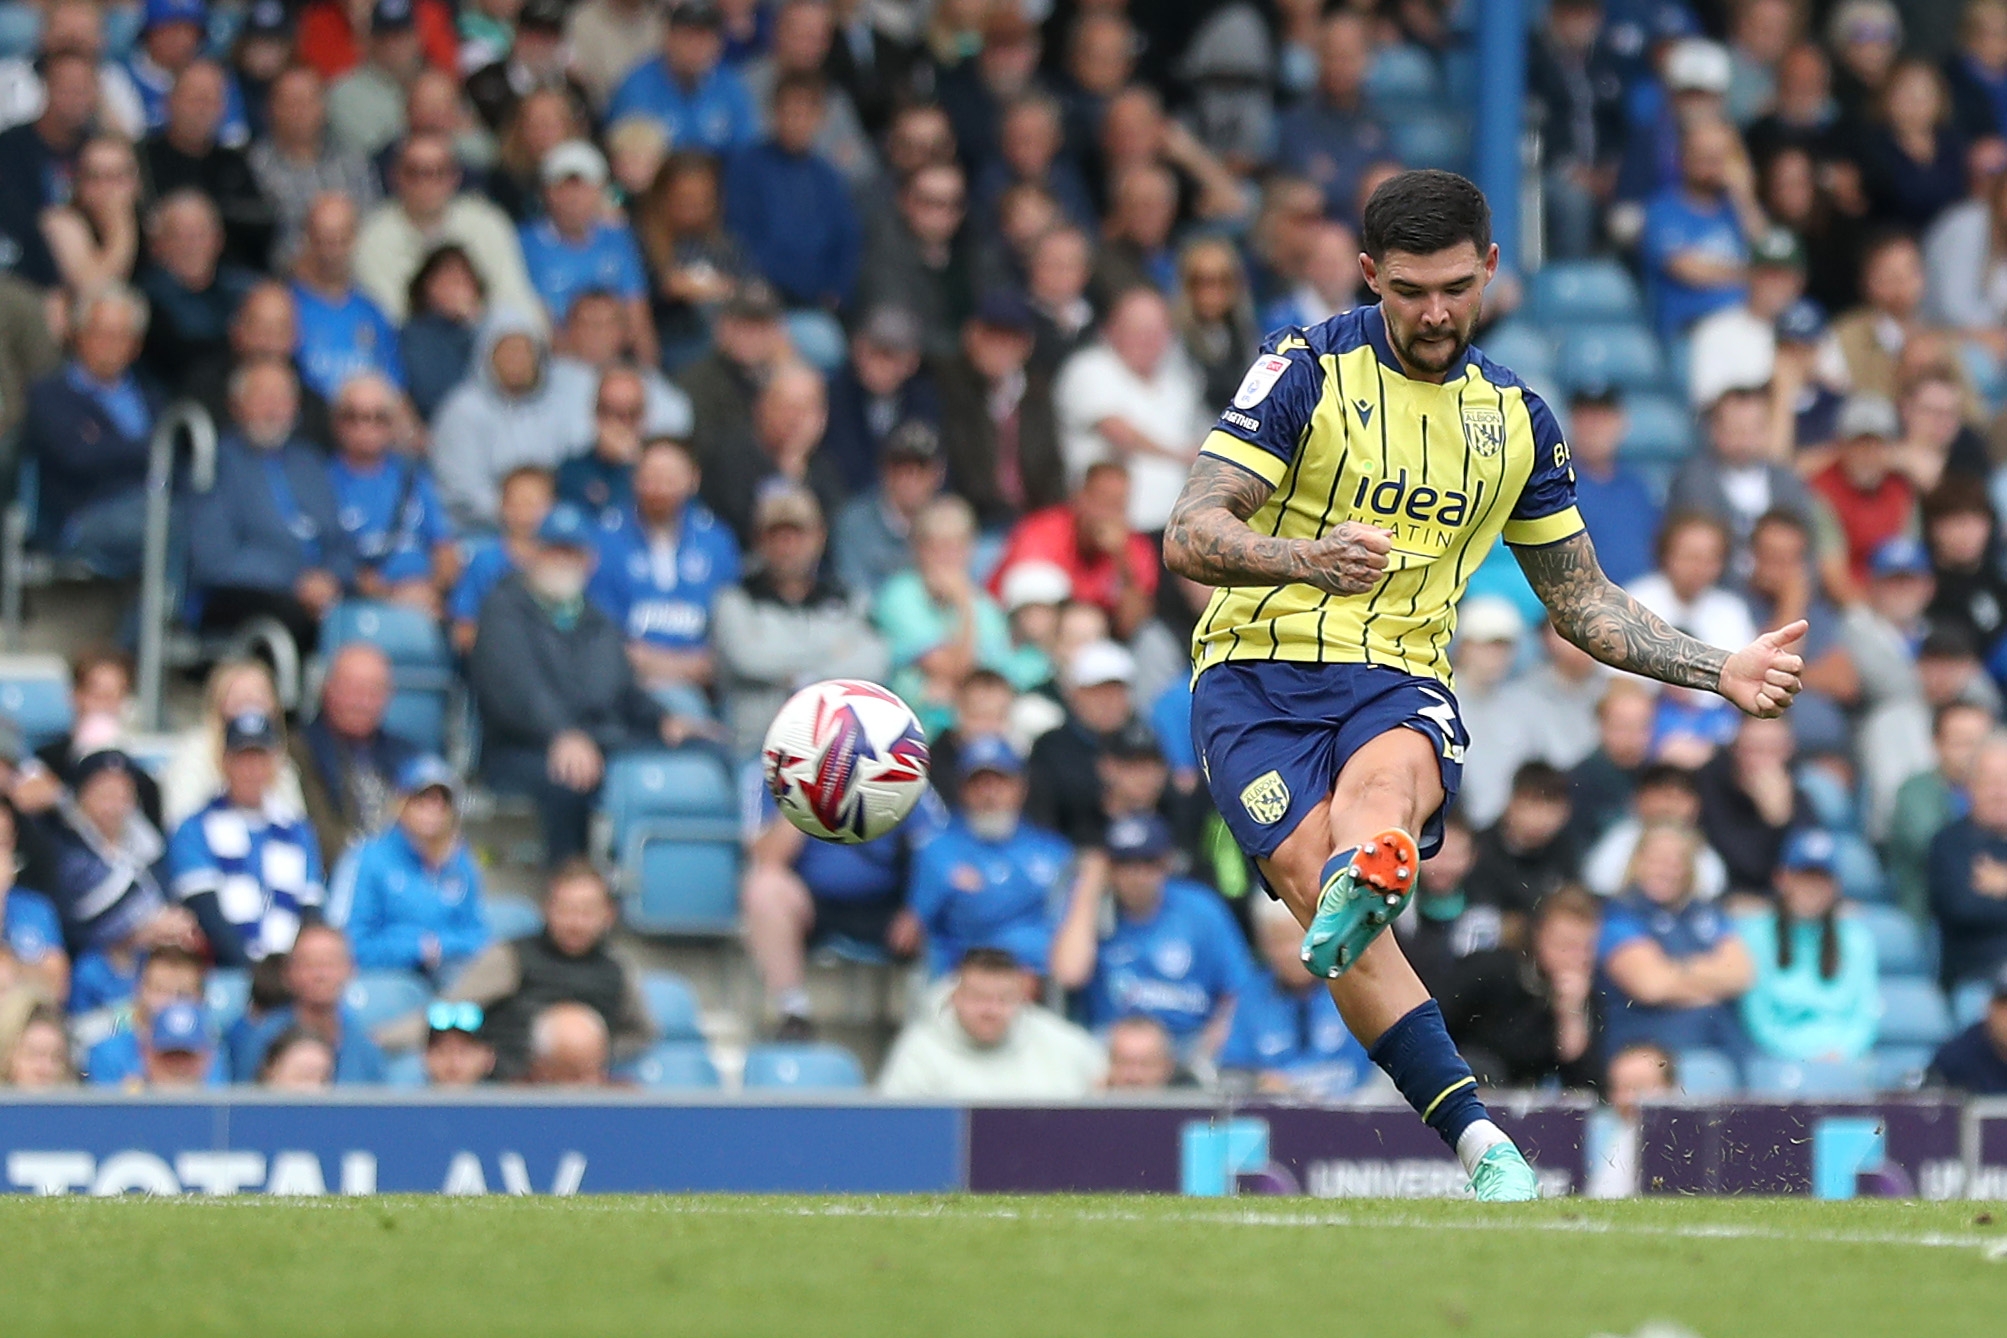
[1367,1000,1488,1151]
[1316,847,1358,900]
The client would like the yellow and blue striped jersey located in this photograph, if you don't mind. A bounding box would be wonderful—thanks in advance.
[1193,304,1583,688]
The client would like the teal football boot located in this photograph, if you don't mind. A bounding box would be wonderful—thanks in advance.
[1469,1143,1540,1202]
[1300,828,1419,980]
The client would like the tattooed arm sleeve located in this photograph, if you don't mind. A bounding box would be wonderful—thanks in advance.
[1512,530,1729,692]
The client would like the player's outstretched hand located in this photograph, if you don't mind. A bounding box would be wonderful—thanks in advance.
[1299,523,1392,594]
[1718,620,1807,719]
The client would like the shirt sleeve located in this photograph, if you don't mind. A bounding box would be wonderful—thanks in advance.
[1502,385,1586,547]
[1596,902,1650,961]
[167,814,221,899]
[614,231,648,301]
[1197,331,1326,488]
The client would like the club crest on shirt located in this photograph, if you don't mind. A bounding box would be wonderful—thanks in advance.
[1233,354,1291,409]
[1460,404,1505,458]
[1240,770,1290,826]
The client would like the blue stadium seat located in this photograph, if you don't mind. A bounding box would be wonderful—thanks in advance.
[1795,765,1858,831]
[1673,1047,1740,1097]
[1388,112,1469,172]
[382,1050,427,1088]
[321,601,457,753]
[1529,260,1644,326]
[641,970,704,1041]
[1873,1045,1935,1092]
[484,897,544,942]
[205,969,251,1027]
[344,971,431,1030]
[604,750,742,935]
[1475,324,1554,385]
[0,655,72,751]
[0,3,40,58]
[620,1040,720,1089]
[1833,833,1889,904]
[1744,1056,1875,1099]
[742,1042,865,1090]
[1616,393,1694,464]
[1556,325,1665,393]
[1878,978,1954,1047]
[1952,979,1992,1029]
[1859,905,1935,979]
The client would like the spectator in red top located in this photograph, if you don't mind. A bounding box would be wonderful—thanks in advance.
[1811,392,1917,602]
[988,460,1157,639]
[297,0,458,83]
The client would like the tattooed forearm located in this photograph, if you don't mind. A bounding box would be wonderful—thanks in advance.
[1513,531,1729,692]
[1164,455,1391,594]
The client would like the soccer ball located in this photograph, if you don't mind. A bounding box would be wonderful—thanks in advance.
[762,680,932,843]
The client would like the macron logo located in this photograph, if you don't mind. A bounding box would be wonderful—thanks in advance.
[1354,398,1375,428]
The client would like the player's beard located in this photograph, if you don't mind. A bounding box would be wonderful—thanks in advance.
[1392,313,1476,376]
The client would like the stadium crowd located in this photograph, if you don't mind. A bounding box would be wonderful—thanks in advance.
[4,0,2007,1137]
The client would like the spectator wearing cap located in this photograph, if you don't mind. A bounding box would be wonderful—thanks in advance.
[1734,829,1880,1062]
[77,943,204,1082]
[140,999,216,1089]
[167,710,325,966]
[1768,297,1849,454]
[472,504,695,858]
[607,0,758,155]
[432,306,583,529]
[1447,596,1526,829]
[855,161,974,359]
[1811,394,1919,600]
[586,435,740,712]
[1666,385,1816,553]
[354,132,537,324]
[875,497,1013,738]
[723,70,862,317]
[1273,12,1387,221]
[743,775,944,1038]
[20,286,159,579]
[519,141,656,368]
[879,946,1105,1098]
[186,357,355,654]
[1023,638,1139,846]
[996,560,1068,693]
[989,463,1157,640]
[832,419,945,595]
[328,755,490,975]
[1617,35,1735,205]
[1928,962,2007,1093]
[0,50,97,288]
[1933,733,2007,991]
[449,464,554,653]
[0,800,68,1005]
[1686,226,1827,410]
[322,0,446,158]
[1923,161,2007,357]
[123,0,252,150]
[822,306,940,496]
[1052,814,1250,1062]
[293,642,419,863]
[327,371,459,616]
[224,922,385,1082]
[422,1000,496,1085]
[1220,892,1372,1098]
[1564,384,1659,587]
[291,193,405,406]
[465,0,589,134]
[712,486,888,757]
[934,291,1064,526]
[910,737,1074,976]
[1640,114,1763,342]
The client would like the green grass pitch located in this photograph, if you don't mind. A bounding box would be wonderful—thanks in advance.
[4,1194,2004,1336]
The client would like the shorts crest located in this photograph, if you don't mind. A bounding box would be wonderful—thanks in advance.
[1239,770,1291,826]
[1461,405,1505,458]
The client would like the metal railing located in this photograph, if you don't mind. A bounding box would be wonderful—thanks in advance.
[135,400,217,729]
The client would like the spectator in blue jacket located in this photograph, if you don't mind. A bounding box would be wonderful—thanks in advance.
[21,284,159,577]
[328,756,489,978]
[1567,382,1662,587]
[1736,829,1880,1061]
[1598,819,1755,1057]
[326,371,459,616]
[80,944,207,1086]
[518,141,656,367]
[1930,734,2007,990]
[1641,115,1761,341]
[1051,814,1249,1061]
[224,922,384,1083]
[723,72,861,314]
[450,464,554,654]
[0,800,68,1006]
[168,711,326,967]
[1929,965,2007,1094]
[587,436,740,713]
[1220,892,1372,1098]
[139,999,216,1090]
[909,735,1073,977]
[607,2,759,156]
[187,357,355,654]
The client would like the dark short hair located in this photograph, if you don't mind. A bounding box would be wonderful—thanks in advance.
[958,946,1022,975]
[1750,507,1810,542]
[546,856,612,904]
[1933,699,1994,738]
[1510,760,1571,803]
[258,1026,333,1082]
[1609,1039,1677,1085]
[1653,509,1731,569]
[639,434,695,464]
[141,944,206,979]
[1361,170,1492,261]
[1635,763,1699,796]
[1535,884,1600,926]
[71,643,134,693]
[959,667,1012,696]
[773,69,827,105]
[407,243,484,315]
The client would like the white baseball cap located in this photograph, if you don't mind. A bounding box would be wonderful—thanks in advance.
[1000,560,1072,613]
[1069,639,1136,688]
[1664,39,1732,95]
[1457,596,1525,645]
[541,139,609,188]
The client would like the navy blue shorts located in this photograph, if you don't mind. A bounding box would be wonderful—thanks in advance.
[1190,661,1468,862]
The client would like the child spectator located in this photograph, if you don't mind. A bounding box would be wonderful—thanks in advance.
[423,1001,496,1086]
[1736,830,1879,1061]
[0,995,74,1088]
[1465,762,1581,918]
[80,943,205,1085]
[257,1027,337,1090]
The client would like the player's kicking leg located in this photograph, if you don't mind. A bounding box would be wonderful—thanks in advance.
[1260,728,1540,1202]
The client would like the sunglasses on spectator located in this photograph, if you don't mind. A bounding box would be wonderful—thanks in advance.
[427,1002,484,1035]
[596,402,646,422]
